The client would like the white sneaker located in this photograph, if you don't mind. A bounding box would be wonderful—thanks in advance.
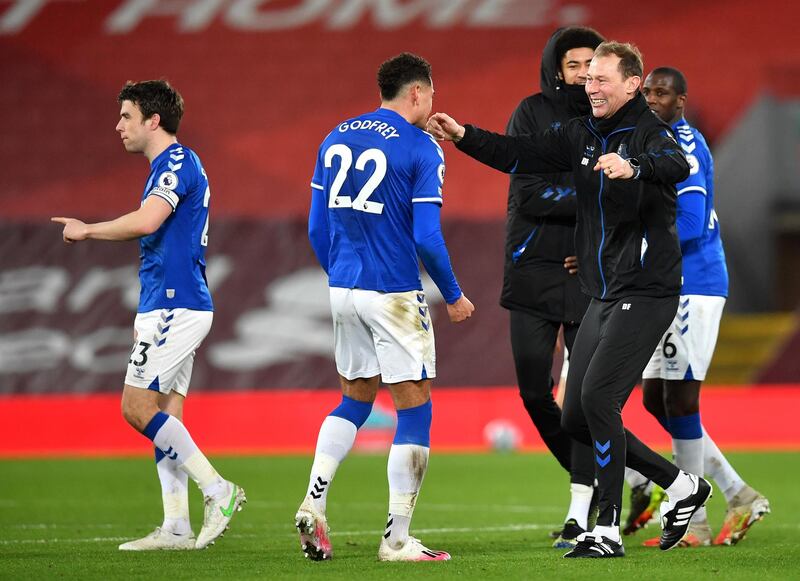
[295,497,332,561]
[378,536,451,561]
[118,527,195,551]
[195,481,246,549]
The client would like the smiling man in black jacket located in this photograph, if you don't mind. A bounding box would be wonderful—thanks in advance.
[427,42,712,558]
[503,27,603,550]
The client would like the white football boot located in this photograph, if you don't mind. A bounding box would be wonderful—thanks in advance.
[195,481,246,549]
[118,527,195,551]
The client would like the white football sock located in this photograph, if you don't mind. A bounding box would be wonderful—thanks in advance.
[592,524,620,543]
[156,452,191,535]
[672,437,706,522]
[625,467,649,489]
[702,428,745,503]
[664,470,694,501]
[305,415,358,513]
[150,415,225,497]
[565,483,593,529]
[385,444,429,549]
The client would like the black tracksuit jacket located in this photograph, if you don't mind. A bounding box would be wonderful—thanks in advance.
[458,93,689,301]
[501,31,591,324]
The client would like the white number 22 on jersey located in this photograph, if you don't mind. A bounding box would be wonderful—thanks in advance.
[324,144,386,215]
[200,168,210,246]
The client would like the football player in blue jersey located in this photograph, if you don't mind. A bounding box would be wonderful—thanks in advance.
[295,53,473,563]
[623,67,769,546]
[51,80,244,551]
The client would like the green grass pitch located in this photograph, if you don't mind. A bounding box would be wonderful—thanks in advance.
[1,452,796,580]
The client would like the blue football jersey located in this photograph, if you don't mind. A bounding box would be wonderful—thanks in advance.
[673,119,728,297]
[310,108,445,292]
[137,143,213,312]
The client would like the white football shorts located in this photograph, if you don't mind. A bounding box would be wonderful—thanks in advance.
[125,308,213,395]
[643,295,725,381]
[560,347,570,380]
[330,287,436,383]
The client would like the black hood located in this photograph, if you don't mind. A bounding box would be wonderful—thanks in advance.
[539,28,592,117]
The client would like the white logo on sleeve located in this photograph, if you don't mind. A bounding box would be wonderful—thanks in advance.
[437,163,445,184]
[158,172,179,190]
[686,154,700,175]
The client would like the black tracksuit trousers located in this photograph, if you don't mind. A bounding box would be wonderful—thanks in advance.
[561,295,682,527]
[510,311,594,487]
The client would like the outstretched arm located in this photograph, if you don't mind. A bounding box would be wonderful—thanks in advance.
[427,112,572,175]
[51,196,172,243]
[505,103,577,220]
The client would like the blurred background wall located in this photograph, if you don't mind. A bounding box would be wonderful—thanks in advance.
[2,0,799,394]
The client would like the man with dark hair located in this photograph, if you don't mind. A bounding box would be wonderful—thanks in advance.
[427,41,712,558]
[501,26,604,549]
[623,67,769,547]
[52,80,244,551]
[118,80,185,135]
[295,52,473,562]
[377,52,432,100]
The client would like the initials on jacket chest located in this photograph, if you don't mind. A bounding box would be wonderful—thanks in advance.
[576,128,643,226]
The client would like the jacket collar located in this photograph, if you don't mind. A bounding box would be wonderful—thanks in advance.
[588,92,648,136]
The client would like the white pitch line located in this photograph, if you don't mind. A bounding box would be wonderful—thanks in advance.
[9,523,118,530]
[0,537,131,545]
[246,500,563,514]
[332,523,556,537]
[4,522,796,545]
[0,525,550,545]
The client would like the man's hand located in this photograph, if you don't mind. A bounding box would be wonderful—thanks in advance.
[564,255,578,275]
[447,294,474,323]
[51,217,88,243]
[593,153,634,180]
[426,113,466,142]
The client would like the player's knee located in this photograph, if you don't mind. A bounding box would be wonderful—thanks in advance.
[329,394,373,429]
[393,400,432,447]
[560,404,582,436]
[641,389,665,419]
[579,387,608,418]
[663,390,699,417]
[519,376,555,407]
[514,353,552,384]
[121,390,158,432]
[120,399,143,431]
[523,395,563,432]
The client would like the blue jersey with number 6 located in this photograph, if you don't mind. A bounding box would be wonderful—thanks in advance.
[138,143,213,313]
[310,108,445,292]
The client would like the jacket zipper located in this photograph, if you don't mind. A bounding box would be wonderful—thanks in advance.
[512,226,538,263]
[586,122,636,298]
